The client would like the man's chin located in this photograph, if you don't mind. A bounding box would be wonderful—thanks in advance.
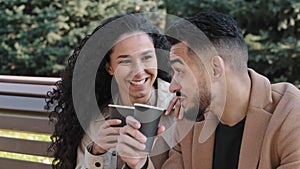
[184,106,205,122]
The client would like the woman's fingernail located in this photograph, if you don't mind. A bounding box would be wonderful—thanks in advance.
[141,144,146,150]
[135,122,141,128]
[140,135,147,143]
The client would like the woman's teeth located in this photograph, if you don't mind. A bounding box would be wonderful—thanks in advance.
[130,79,146,85]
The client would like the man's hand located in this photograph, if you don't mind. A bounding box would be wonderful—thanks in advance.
[165,96,185,121]
[117,116,165,169]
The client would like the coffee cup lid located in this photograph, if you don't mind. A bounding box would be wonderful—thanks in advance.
[108,104,135,109]
[133,103,164,111]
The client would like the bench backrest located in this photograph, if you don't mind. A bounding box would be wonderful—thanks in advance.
[0,75,60,169]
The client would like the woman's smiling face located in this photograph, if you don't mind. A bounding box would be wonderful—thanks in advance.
[107,32,158,105]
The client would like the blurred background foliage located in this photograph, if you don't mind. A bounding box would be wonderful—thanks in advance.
[165,0,300,87]
[0,0,299,87]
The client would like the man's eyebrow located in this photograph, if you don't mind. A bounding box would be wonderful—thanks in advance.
[170,58,184,65]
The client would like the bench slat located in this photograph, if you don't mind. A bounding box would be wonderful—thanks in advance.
[0,76,57,168]
[0,75,59,85]
[0,113,52,133]
[0,82,55,97]
[0,157,51,169]
[0,136,51,156]
[0,95,48,112]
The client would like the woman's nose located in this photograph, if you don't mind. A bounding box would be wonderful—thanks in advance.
[132,60,145,72]
[131,62,145,77]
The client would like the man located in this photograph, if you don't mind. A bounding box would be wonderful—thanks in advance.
[117,12,300,169]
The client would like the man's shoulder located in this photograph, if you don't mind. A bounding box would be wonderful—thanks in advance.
[271,82,300,109]
[272,82,300,99]
[269,82,300,124]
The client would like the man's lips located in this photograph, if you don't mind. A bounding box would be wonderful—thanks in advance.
[177,91,187,98]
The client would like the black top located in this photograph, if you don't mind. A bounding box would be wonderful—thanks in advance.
[213,118,246,169]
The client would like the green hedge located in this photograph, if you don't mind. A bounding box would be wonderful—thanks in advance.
[1,0,299,87]
[0,0,162,76]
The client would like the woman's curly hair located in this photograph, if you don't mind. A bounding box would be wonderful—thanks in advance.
[46,13,171,169]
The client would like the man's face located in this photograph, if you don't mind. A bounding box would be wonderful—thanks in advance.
[169,42,211,120]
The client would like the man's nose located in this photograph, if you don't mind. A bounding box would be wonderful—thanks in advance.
[169,78,181,93]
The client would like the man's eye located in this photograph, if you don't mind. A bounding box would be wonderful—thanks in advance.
[172,68,183,76]
[171,69,174,76]
[175,68,183,74]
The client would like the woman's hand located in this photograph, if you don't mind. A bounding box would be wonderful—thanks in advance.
[91,119,121,155]
[117,116,165,169]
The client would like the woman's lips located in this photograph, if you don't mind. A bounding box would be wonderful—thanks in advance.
[129,78,148,86]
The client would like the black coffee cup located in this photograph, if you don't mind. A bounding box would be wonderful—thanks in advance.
[108,104,134,127]
[133,103,164,153]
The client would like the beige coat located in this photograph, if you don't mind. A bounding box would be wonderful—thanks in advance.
[159,69,300,169]
[76,78,175,169]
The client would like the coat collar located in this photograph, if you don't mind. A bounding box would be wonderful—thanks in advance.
[238,69,272,168]
[193,114,217,169]
[194,69,273,169]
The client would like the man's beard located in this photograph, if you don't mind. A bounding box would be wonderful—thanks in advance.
[184,90,211,122]
[184,105,206,122]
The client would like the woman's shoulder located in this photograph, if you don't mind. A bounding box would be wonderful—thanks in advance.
[157,78,174,109]
[157,78,170,89]
[157,78,171,97]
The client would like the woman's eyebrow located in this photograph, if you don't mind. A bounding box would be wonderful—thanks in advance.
[139,49,154,55]
[117,55,130,59]
[117,49,154,59]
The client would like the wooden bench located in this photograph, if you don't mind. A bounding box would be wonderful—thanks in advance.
[0,75,60,169]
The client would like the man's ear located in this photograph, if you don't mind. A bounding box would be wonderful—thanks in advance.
[106,62,114,75]
[211,55,225,80]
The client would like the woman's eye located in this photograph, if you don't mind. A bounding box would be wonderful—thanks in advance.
[119,60,131,64]
[142,55,152,61]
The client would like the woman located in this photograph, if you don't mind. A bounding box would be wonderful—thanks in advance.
[46,13,174,169]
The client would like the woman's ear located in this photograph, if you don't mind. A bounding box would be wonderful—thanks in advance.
[106,62,114,75]
[211,55,225,79]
